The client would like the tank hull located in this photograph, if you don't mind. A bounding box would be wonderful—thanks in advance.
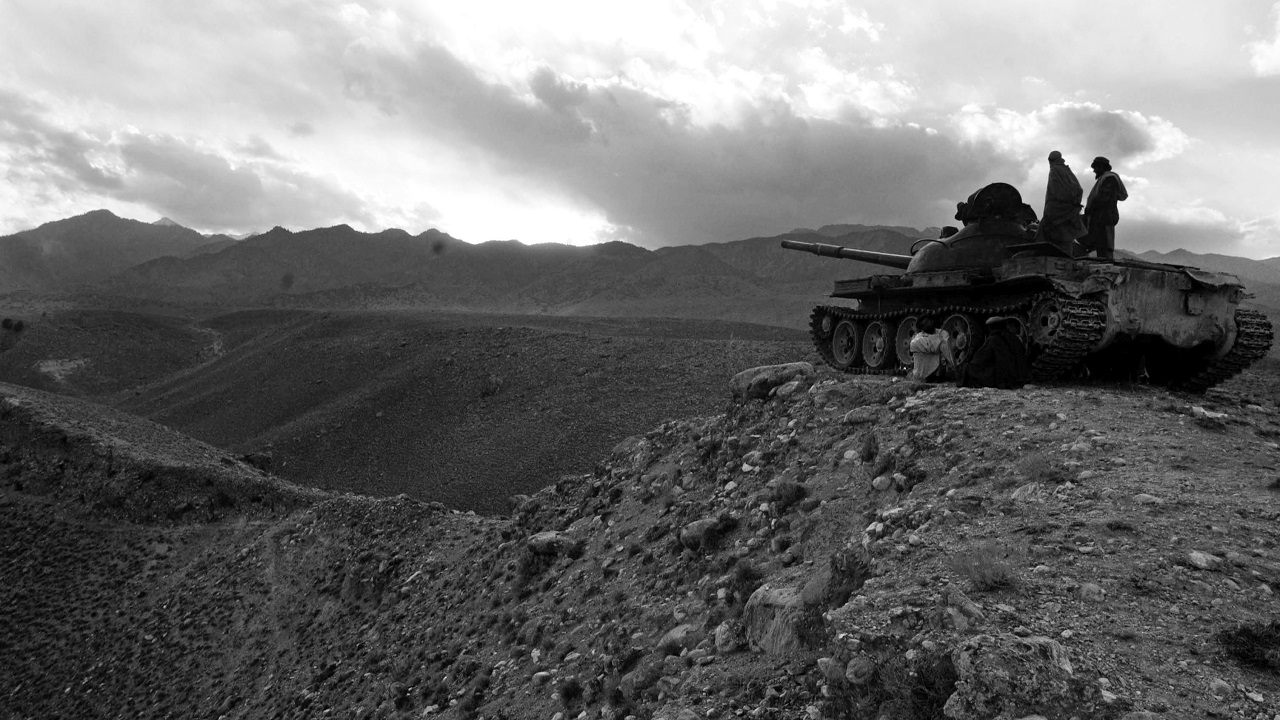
[806,255,1272,390]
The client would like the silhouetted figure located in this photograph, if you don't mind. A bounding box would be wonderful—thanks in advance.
[908,316,955,382]
[1036,151,1088,255]
[956,317,1032,389]
[1081,156,1128,260]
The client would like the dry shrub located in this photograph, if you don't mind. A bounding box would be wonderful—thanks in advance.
[949,541,1025,592]
[860,432,879,463]
[1016,453,1070,484]
[836,648,958,720]
[479,373,504,398]
[1218,621,1280,673]
[557,676,584,708]
[731,560,765,604]
[768,480,808,513]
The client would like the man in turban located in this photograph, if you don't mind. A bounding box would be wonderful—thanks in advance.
[1036,151,1088,255]
[1081,156,1129,260]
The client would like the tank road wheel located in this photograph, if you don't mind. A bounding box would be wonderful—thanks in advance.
[895,315,919,366]
[829,319,864,371]
[942,313,981,365]
[862,319,898,371]
[1027,300,1064,352]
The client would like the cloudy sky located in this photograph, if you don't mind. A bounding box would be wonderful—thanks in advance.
[2,1,1279,258]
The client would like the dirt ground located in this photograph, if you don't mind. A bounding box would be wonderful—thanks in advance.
[4,351,1280,719]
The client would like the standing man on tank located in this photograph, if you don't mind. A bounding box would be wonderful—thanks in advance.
[1081,156,1128,260]
[1036,151,1088,255]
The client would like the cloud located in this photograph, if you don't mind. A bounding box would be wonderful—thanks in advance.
[1118,203,1280,259]
[235,135,286,160]
[337,42,1020,245]
[1248,2,1280,75]
[951,102,1191,169]
[0,90,123,193]
[0,90,374,232]
[286,121,316,137]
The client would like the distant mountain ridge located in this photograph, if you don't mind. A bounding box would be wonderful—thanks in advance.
[0,210,230,293]
[7,209,1279,327]
[93,219,919,326]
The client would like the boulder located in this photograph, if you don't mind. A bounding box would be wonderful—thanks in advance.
[658,624,701,654]
[526,531,577,556]
[943,634,1108,719]
[679,518,721,551]
[1187,550,1224,571]
[742,585,826,655]
[730,363,815,401]
[619,655,664,701]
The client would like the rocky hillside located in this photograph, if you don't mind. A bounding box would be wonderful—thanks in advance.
[5,365,1280,720]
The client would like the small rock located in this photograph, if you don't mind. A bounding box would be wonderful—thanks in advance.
[1191,405,1228,420]
[871,475,893,491]
[714,621,744,654]
[1133,493,1163,504]
[1188,550,1225,571]
[843,407,880,425]
[845,656,875,685]
[773,380,803,398]
[816,657,844,682]
[1209,677,1232,697]
[731,363,814,400]
[532,671,551,684]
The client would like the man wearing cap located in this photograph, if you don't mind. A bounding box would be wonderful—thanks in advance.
[956,317,1032,389]
[1081,156,1128,260]
[1036,151,1088,255]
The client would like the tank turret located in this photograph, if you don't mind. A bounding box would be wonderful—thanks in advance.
[784,183,1274,390]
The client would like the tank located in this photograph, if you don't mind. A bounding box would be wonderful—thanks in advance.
[783,182,1274,390]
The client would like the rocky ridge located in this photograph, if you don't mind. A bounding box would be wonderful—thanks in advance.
[4,368,1280,719]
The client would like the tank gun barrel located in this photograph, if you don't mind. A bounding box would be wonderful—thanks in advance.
[780,239,912,270]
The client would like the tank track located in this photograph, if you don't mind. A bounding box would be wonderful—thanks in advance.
[1025,297,1108,382]
[1174,309,1275,393]
[808,292,1108,381]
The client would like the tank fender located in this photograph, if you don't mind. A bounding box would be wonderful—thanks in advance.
[1183,268,1245,305]
[1182,268,1242,288]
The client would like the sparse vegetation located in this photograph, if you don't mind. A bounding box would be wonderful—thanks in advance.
[1218,621,1280,673]
[1016,452,1071,484]
[949,541,1025,592]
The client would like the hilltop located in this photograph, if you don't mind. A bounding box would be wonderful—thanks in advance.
[5,364,1280,719]
[0,210,228,294]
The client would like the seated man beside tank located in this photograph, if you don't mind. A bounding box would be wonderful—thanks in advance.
[908,316,955,382]
[955,316,1032,389]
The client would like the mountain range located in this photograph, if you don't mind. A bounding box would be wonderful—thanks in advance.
[3,210,1278,326]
